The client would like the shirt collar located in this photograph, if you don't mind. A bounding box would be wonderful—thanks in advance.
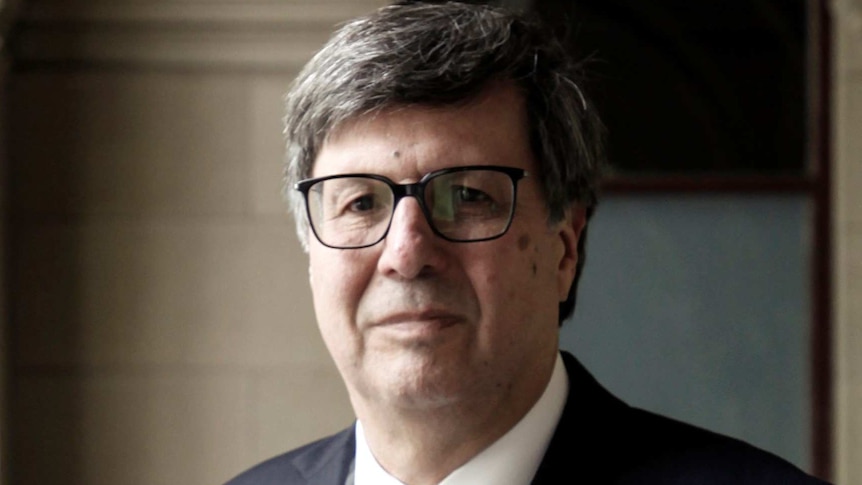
[354,352,569,485]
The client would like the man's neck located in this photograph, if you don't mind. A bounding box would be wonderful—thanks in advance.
[350,353,558,485]
[360,422,498,485]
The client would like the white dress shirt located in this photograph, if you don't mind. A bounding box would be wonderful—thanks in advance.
[354,353,569,485]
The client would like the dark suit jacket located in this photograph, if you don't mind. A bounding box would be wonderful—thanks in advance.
[226,352,829,484]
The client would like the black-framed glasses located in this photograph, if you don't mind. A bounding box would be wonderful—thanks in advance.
[295,165,527,249]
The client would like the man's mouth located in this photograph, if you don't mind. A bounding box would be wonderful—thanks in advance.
[372,311,463,339]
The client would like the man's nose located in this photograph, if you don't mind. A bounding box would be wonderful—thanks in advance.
[376,197,447,279]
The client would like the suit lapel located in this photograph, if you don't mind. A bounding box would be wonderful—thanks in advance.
[291,426,356,485]
[531,352,632,484]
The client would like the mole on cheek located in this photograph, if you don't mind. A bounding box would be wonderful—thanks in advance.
[392,150,401,158]
[517,234,530,251]
[532,262,537,276]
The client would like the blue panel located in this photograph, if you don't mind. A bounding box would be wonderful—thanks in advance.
[560,195,812,470]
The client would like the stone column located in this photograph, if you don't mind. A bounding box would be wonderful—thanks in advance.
[833,0,862,482]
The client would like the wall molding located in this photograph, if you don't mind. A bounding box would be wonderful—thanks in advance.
[13,0,387,69]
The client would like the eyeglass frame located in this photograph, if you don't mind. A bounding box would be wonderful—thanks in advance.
[294,165,529,249]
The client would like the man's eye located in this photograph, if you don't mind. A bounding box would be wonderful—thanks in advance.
[347,194,376,212]
[455,186,490,203]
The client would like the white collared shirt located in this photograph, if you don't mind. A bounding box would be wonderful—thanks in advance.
[354,353,569,485]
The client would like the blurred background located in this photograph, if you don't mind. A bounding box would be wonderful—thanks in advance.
[0,0,859,483]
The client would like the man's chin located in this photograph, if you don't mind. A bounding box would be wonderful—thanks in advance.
[361,358,473,411]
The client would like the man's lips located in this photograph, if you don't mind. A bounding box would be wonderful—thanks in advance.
[370,311,463,333]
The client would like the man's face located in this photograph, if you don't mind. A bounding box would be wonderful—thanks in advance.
[307,85,584,415]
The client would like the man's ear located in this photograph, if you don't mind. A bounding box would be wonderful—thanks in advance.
[557,205,587,301]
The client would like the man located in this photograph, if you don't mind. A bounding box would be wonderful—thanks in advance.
[227,2,828,484]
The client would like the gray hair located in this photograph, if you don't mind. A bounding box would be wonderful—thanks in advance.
[283,1,606,323]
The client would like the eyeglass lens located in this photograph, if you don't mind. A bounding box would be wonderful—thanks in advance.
[306,169,517,248]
